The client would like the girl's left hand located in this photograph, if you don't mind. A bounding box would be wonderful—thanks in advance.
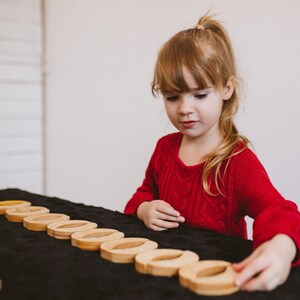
[232,234,297,291]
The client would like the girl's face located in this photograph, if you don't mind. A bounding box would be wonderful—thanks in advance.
[163,67,234,144]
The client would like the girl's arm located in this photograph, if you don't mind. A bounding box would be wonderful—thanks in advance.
[124,154,185,230]
[232,149,300,290]
[123,151,158,215]
[124,136,185,229]
[233,149,300,261]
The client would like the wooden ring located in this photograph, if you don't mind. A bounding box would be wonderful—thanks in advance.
[23,213,70,231]
[5,206,50,222]
[178,260,239,296]
[0,200,31,214]
[47,220,97,239]
[135,249,199,277]
[71,228,125,251]
[100,237,158,263]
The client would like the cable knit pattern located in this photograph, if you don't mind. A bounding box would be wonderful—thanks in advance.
[124,132,300,265]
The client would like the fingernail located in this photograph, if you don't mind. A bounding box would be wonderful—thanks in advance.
[235,279,241,287]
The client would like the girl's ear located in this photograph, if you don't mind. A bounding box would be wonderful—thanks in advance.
[222,77,235,100]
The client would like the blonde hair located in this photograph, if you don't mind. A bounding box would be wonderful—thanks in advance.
[151,14,249,196]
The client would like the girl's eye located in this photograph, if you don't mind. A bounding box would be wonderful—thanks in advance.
[195,94,207,99]
[165,95,179,101]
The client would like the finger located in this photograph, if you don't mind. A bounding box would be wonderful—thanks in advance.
[235,256,269,287]
[177,216,185,222]
[241,269,277,291]
[232,255,254,272]
[153,219,179,229]
[155,212,185,223]
[149,224,168,231]
[157,205,181,218]
[232,257,252,271]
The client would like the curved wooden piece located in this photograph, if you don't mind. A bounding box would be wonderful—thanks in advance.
[100,237,158,263]
[5,206,50,222]
[71,228,125,251]
[23,213,70,231]
[135,248,199,277]
[47,220,97,240]
[0,200,31,214]
[179,260,239,296]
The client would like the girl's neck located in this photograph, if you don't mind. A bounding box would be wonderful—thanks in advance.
[178,132,223,166]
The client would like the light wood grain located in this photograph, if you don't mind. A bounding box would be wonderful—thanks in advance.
[135,248,199,276]
[47,220,97,239]
[71,228,125,251]
[100,237,158,263]
[23,213,70,231]
[0,200,31,214]
[179,260,239,296]
[5,206,49,222]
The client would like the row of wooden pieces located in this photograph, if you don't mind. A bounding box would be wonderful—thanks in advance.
[0,200,239,296]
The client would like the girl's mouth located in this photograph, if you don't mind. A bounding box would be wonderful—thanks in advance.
[180,121,197,129]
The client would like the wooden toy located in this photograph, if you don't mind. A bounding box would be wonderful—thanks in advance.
[0,200,31,214]
[71,228,125,251]
[0,199,240,296]
[135,248,199,277]
[47,220,97,239]
[5,206,50,222]
[23,213,70,231]
[100,237,158,263]
[178,260,239,296]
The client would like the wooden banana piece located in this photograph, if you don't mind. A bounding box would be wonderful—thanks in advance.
[100,237,158,263]
[71,228,125,251]
[23,213,70,231]
[179,260,239,296]
[47,220,97,239]
[135,248,199,276]
[0,200,31,214]
[5,206,50,222]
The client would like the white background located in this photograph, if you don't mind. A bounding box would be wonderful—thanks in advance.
[43,0,299,220]
[0,0,44,194]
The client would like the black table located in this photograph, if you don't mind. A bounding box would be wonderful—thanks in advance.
[0,189,299,299]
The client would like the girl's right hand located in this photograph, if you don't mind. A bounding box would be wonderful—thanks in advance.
[136,200,185,231]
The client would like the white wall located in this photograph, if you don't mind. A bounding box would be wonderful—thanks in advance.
[0,0,44,194]
[44,0,300,217]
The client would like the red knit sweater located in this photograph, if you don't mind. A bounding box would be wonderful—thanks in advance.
[124,133,300,265]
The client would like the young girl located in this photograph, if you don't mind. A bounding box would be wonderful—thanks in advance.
[124,14,300,292]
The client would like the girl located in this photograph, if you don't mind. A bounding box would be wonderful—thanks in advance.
[124,14,300,292]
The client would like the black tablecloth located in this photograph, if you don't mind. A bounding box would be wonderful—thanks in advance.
[0,189,299,300]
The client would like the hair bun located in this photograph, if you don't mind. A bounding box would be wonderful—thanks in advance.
[196,25,205,30]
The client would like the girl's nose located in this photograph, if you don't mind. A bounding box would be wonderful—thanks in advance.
[178,98,194,115]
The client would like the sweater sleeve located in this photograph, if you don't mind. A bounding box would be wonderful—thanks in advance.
[123,142,159,215]
[233,149,300,266]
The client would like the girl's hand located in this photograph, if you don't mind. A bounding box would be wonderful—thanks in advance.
[136,200,185,231]
[233,234,297,291]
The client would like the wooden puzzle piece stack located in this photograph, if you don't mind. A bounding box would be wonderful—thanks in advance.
[0,200,239,296]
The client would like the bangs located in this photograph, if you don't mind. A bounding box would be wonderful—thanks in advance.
[152,32,223,95]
